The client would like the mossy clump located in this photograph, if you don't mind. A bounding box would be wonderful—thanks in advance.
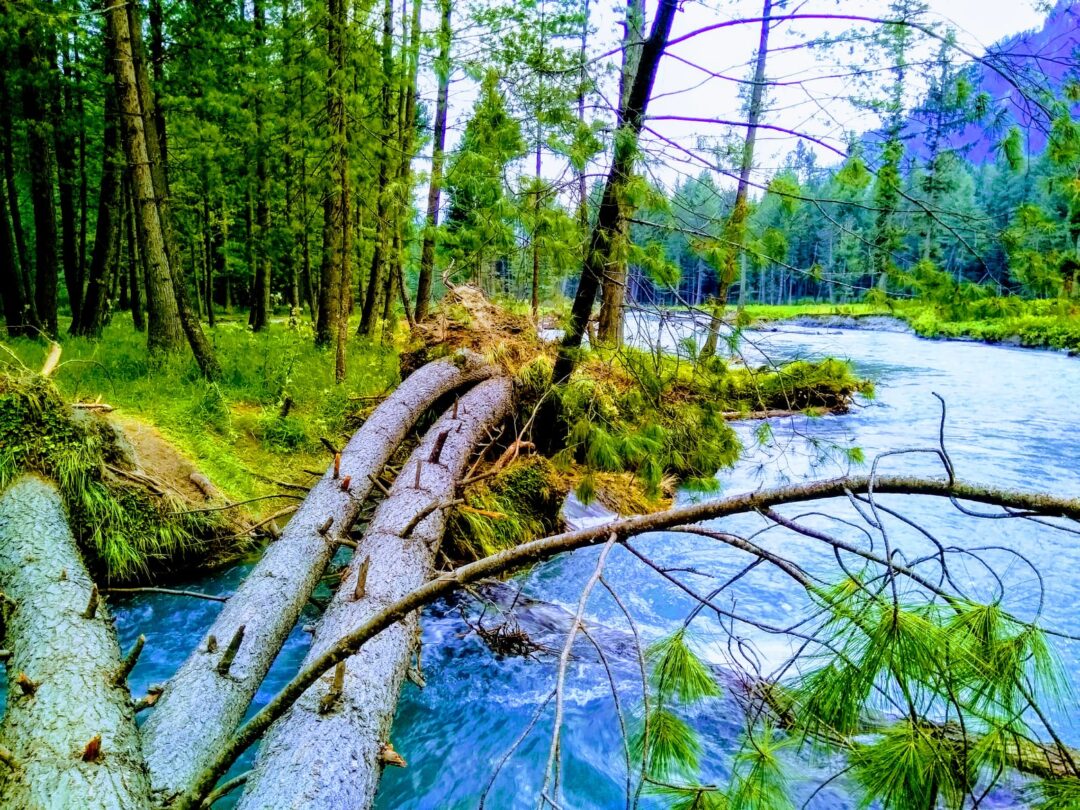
[0,371,233,582]
[401,282,551,376]
[731,358,874,412]
[447,455,564,560]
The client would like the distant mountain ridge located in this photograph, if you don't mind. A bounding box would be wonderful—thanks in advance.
[901,0,1079,163]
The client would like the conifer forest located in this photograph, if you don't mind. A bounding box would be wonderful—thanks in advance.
[1,0,1080,808]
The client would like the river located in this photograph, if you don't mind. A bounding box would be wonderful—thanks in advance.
[102,325,1080,806]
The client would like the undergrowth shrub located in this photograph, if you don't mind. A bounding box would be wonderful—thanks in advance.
[448,456,563,559]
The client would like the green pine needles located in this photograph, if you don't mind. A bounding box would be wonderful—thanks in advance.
[629,572,1075,810]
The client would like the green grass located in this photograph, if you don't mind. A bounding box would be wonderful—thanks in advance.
[725,296,1080,352]
[738,301,890,322]
[1,315,401,511]
[899,300,1080,351]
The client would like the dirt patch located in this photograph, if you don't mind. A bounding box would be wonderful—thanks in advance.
[110,416,220,506]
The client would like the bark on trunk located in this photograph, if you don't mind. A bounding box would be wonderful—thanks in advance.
[701,0,771,359]
[237,376,513,810]
[414,0,451,323]
[0,56,36,325]
[314,0,348,347]
[56,38,82,331]
[250,0,271,332]
[126,1,220,379]
[140,354,494,803]
[20,26,60,338]
[357,0,396,338]
[0,172,27,335]
[107,0,184,356]
[596,0,642,347]
[0,476,152,809]
[75,77,122,338]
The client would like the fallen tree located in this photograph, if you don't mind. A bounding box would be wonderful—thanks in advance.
[140,353,493,803]
[0,476,151,809]
[172,472,1080,808]
[237,376,514,808]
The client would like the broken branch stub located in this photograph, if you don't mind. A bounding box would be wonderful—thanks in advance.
[139,354,495,802]
[236,376,513,810]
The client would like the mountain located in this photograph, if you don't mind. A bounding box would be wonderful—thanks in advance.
[901,0,1079,163]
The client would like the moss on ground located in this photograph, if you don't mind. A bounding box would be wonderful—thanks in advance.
[2,317,401,508]
[448,456,565,560]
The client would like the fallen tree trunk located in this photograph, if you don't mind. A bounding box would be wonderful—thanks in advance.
[0,476,152,809]
[236,376,514,810]
[140,354,493,803]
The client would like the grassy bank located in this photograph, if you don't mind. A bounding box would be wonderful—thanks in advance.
[737,298,1080,352]
[2,301,873,574]
[2,316,401,509]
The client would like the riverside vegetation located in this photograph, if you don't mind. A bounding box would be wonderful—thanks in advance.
[1,0,1080,807]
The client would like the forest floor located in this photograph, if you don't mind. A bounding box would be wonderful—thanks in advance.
[2,315,402,513]
[734,297,1080,352]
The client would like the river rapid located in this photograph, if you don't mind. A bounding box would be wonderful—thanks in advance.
[65,324,1080,807]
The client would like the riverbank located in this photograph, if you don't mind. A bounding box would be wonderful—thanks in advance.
[735,299,1080,353]
[0,296,871,579]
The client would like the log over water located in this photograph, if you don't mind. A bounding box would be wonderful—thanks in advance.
[0,476,152,809]
[140,354,493,803]
[236,376,514,809]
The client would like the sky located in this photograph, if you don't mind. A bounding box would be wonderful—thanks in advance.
[637,0,1052,189]
[428,0,1060,200]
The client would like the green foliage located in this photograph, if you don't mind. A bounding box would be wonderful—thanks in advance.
[648,629,723,704]
[632,706,703,780]
[447,456,563,559]
[1028,777,1080,809]
[648,783,729,810]
[633,629,720,784]
[2,319,400,513]
[726,725,794,810]
[852,720,972,810]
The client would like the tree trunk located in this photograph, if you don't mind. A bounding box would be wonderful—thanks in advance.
[701,0,771,359]
[0,56,36,326]
[20,24,60,338]
[140,354,494,803]
[553,0,679,385]
[334,159,351,382]
[415,0,451,323]
[56,35,82,331]
[315,0,348,347]
[107,0,184,357]
[0,476,152,809]
[125,0,220,377]
[125,176,146,332]
[596,0,643,347]
[76,40,89,315]
[75,79,122,338]
[358,0,396,338]
[203,191,215,327]
[237,376,513,810]
[251,0,271,332]
[0,171,26,335]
